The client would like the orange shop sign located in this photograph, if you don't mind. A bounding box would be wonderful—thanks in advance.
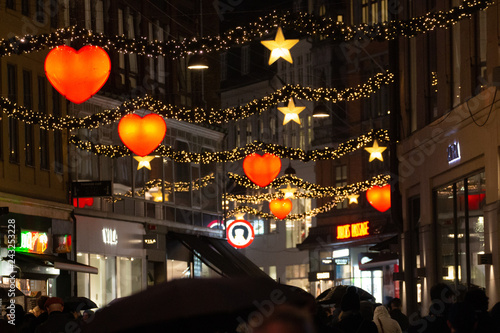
[336,221,370,240]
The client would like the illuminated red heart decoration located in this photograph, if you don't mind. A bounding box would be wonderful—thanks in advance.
[44,45,111,104]
[269,198,293,220]
[72,198,94,208]
[118,114,167,157]
[243,153,281,187]
[366,184,391,212]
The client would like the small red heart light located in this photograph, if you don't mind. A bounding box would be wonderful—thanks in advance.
[44,45,111,104]
[366,184,391,212]
[243,153,281,187]
[72,198,94,208]
[269,198,293,220]
[118,114,167,157]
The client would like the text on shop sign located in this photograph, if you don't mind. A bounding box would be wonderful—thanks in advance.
[19,231,48,253]
[102,228,118,245]
[336,221,370,240]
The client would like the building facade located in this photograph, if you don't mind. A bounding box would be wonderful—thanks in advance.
[397,0,500,315]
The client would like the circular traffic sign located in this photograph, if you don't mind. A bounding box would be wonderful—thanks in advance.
[226,219,255,249]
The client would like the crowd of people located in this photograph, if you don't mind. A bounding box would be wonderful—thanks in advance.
[1,283,500,333]
[0,296,94,333]
[253,284,500,333]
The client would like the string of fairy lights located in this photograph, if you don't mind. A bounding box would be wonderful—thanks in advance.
[228,197,344,221]
[107,173,215,202]
[0,0,490,59]
[226,174,390,204]
[0,72,393,129]
[69,129,389,162]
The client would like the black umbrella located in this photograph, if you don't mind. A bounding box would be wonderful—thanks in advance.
[0,285,24,299]
[82,277,313,333]
[64,296,98,311]
[316,285,375,306]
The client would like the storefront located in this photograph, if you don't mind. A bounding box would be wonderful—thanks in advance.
[299,220,398,303]
[75,215,146,308]
[0,212,95,311]
[398,87,499,314]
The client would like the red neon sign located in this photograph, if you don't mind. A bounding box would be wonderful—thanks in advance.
[337,221,370,240]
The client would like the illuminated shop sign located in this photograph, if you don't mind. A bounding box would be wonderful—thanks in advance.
[447,142,461,164]
[336,221,370,240]
[16,231,48,253]
[102,228,118,245]
[54,234,72,253]
[321,258,333,265]
[334,258,349,265]
[316,272,331,280]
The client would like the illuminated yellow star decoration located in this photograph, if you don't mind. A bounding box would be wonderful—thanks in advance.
[364,140,387,162]
[278,98,305,125]
[260,27,299,65]
[134,156,155,170]
[234,212,246,220]
[151,192,164,202]
[281,184,297,199]
[347,194,359,204]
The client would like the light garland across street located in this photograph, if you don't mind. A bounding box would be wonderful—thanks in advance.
[0,0,490,58]
[0,72,393,129]
[69,129,390,162]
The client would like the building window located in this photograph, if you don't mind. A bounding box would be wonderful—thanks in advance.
[7,64,18,163]
[6,0,15,10]
[361,0,387,24]
[241,46,250,75]
[50,0,58,28]
[23,70,34,166]
[36,0,45,23]
[336,165,348,208]
[22,0,30,15]
[38,77,48,169]
[435,172,486,289]
[53,89,63,173]
[220,52,227,81]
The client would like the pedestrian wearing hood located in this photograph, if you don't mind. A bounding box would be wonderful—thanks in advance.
[333,286,378,333]
[373,305,402,333]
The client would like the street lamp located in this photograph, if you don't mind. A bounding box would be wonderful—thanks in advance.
[312,104,329,118]
[187,53,209,70]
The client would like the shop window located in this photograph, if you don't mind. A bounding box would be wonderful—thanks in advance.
[22,0,30,16]
[285,264,309,292]
[435,172,486,289]
[269,266,277,280]
[117,257,142,298]
[89,254,116,308]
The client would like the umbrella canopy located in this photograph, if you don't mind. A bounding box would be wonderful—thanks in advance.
[316,285,375,306]
[64,296,98,311]
[82,277,312,333]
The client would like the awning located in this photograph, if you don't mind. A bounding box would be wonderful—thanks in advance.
[358,252,399,270]
[167,232,270,279]
[13,252,98,275]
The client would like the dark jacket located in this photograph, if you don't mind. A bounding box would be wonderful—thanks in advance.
[390,309,410,332]
[34,311,79,333]
[334,311,378,333]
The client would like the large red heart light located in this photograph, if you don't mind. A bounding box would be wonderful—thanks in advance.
[269,198,293,220]
[118,114,167,157]
[243,153,281,187]
[366,184,391,212]
[72,197,94,208]
[44,45,111,104]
